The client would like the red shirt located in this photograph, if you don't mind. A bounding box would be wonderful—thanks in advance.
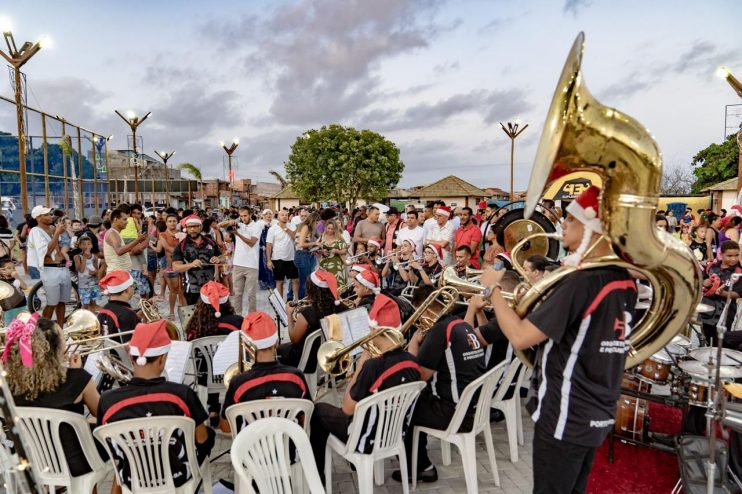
[454,223,483,268]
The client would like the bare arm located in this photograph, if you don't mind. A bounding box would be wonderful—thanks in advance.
[234,227,258,247]
[297,225,317,249]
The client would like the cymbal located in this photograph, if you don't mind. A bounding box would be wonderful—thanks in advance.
[679,359,742,380]
[695,303,715,314]
[690,347,742,367]
[0,280,14,301]
[671,334,691,348]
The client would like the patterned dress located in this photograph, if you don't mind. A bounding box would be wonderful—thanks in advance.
[319,237,348,290]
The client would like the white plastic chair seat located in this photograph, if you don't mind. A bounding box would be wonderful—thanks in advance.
[15,406,111,494]
[325,381,426,494]
[491,359,527,462]
[93,415,212,494]
[297,329,323,398]
[412,362,507,494]
[231,417,325,494]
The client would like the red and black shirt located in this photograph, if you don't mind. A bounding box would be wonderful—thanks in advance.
[526,266,637,447]
[98,300,139,343]
[172,234,219,293]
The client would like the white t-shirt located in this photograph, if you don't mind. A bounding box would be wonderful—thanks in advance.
[427,221,456,265]
[266,223,296,261]
[397,226,425,257]
[422,217,437,243]
[290,216,303,229]
[232,220,262,269]
[27,226,55,271]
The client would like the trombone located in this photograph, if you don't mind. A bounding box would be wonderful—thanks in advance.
[223,332,257,388]
[317,325,404,376]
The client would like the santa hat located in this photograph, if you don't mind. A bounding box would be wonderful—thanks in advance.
[403,238,417,253]
[435,206,451,217]
[130,320,171,366]
[563,185,603,266]
[732,205,742,217]
[367,238,382,249]
[311,271,340,305]
[100,270,133,295]
[350,263,372,274]
[200,281,230,317]
[241,311,278,350]
[368,294,401,329]
[355,269,380,294]
[180,215,202,228]
[424,243,443,262]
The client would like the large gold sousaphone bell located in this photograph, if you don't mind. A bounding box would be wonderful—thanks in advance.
[512,32,701,369]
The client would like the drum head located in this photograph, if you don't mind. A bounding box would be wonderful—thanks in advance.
[679,359,742,380]
[492,208,560,265]
[650,348,675,363]
[671,334,691,348]
[690,347,742,367]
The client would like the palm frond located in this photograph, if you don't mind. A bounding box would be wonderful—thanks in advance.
[268,169,287,187]
[178,162,202,181]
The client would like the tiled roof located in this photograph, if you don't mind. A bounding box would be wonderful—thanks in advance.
[701,177,737,192]
[414,175,487,197]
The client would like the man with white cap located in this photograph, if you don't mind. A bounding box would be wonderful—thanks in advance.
[97,319,215,490]
[425,204,456,266]
[173,214,222,305]
[310,294,421,486]
[220,311,310,434]
[98,270,140,343]
[26,205,71,325]
[479,185,638,494]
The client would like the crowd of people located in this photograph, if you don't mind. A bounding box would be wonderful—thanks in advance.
[2,188,742,493]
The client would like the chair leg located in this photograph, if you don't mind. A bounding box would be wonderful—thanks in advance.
[505,400,519,463]
[374,458,384,486]
[398,450,411,494]
[516,399,525,446]
[441,440,452,465]
[411,428,420,491]
[484,426,501,487]
[325,446,333,494]
[354,456,374,494]
[459,435,479,494]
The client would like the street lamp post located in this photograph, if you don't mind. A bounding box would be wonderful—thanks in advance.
[0,19,48,213]
[500,120,529,201]
[115,110,151,204]
[220,138,239,207]
[155,150,175,205]
[717,67,742,201]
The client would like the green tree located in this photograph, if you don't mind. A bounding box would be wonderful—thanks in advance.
[284,124,404,207]
[691,133,740,193]
[178,162,203,200]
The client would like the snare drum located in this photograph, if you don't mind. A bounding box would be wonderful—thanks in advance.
[687,376,732,407]
[636,349,675,384]
[615,374,649,440]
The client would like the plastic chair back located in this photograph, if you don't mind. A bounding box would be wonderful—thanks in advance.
[178,304,197,328]
[225,398,314,437]
[191,335,227,391]
[492,359,525,402]
[445,362,507,435]
[297,330,322,373]
[231,417,325,494]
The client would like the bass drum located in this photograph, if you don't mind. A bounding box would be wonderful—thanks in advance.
[492,208,560,265]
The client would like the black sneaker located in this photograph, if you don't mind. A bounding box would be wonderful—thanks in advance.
[392,465,438,483]
[490,409,505,423]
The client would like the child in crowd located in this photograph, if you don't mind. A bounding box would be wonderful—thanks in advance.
[689,225,708,266]
[0,257,27,325]
[73,234,101,311]
[699,240,742,346]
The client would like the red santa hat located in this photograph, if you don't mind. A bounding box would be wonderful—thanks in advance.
[241,311,278,350]
[100,270,133,295]
[355,269,380,294]
[403,239,417,253]
[563,185,603,266]
[180,214,202,228]
[200,281,230,317]
[311,270,340,305]
[350,263,372,274]
[435,206,451,217]
[129,320,171,366]
[731,205,742,217]
[424,243,443,262]
[367,238,382,249]
[368,294,401,329]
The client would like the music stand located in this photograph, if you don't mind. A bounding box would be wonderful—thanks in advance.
[269,288,288,339]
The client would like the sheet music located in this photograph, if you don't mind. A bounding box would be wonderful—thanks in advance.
[84,351,103,385]
[212,331,240,376]
[165,341,192,384]
[321,307,369,358]
[269,289,289,327]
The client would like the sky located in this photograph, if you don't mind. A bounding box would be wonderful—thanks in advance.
[0,0,740,190]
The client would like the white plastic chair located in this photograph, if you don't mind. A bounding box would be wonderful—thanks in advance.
[326,381,426,494]
[411,362,507,493]
[491,359,527,462]
[178,304,197,328]
[191,335,228,407]
[0,425,20,494]
[231,417,325,494]
[93,416,213,494]
[15,407,111,493]
[297,329,323,398]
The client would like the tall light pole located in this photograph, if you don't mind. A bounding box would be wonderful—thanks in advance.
[717,66,742,201]
[500,120,528,201]
[220,138,239,207]
[155,150,175,205]
[115,109,151,204]
[0,18,49,213]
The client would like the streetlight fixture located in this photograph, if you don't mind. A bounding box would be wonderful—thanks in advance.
[717,66,742,98]
[0,17,49,213]
[155,150,175,205]
[115,109,151,203]
[500,119,529,201]
[220,138,239,206]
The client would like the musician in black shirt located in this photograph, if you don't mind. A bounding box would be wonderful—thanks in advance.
[310,295,421,484]
[172,215,222,305]
[479,186,637,494]
[98,270,140,343]
[351,268,380,311]
[98,320,215,490]
[220,311,310,433]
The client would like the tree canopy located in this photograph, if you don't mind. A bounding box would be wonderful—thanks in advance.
[691,133,740,193]
[283,124,404,207]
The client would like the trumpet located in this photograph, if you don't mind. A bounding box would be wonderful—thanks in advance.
[374,253,396,266]
[344,252,368,266]
[393,257,419,270]
[223,332,257,388]
[317,326,404,376]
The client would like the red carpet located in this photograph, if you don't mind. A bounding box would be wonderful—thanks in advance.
[587,402,683,493]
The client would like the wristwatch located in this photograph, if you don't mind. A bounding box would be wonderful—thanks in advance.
[482,283,502,298]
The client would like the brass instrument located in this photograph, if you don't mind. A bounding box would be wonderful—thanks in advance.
[95,353,133,383]
[490,207,559,265]
[63,309,103,354]
[344,252,368,266]
[223,332,257,388]
[439,266,523,308]
[317,326,404,376]
[374,253,396,266]
[288,297,310,308]
[393,257,419,270]
[509,33,700,369]
[400,285,459,338]
[141,298,183,341]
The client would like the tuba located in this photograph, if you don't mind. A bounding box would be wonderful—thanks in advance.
[512,33,701,369]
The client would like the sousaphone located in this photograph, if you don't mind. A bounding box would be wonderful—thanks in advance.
[491,205,560,264]
[512,32,701,369]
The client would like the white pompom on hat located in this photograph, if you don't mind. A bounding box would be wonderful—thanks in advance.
[368,294,401,329]
[200,281,230,317]
[355,269,380,294]
[241,311,278,350]
[563,185,603,266]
